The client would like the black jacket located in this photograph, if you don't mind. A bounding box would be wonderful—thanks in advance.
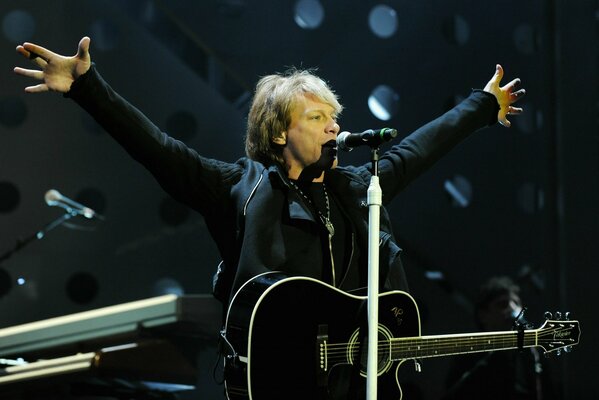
[67,65,499,304]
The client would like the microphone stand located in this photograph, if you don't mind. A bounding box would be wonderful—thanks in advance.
[0,211,78,264]
[366,147,381,400]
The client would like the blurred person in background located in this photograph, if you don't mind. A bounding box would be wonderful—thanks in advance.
[442,276,556,400]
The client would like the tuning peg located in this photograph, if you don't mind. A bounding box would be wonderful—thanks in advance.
[555,311,562,320]
[564,346,572,353]
[544,311,553,319]
[564,311,571,320]
[556,349,562,356]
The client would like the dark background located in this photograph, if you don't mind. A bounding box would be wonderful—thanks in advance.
[0,1,596,399]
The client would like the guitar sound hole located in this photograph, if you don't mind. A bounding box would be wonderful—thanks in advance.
[348,325,393,376]
[359,337,390,373]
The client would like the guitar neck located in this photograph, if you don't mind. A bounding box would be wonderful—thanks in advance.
[391,329,537,360]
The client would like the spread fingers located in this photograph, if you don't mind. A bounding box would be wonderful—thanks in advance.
[14,67,44,80]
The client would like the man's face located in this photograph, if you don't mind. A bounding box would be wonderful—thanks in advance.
[280,93,340,180]
[478,292,523,332]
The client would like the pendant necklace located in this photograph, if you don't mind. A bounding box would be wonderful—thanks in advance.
[289,181,335,237]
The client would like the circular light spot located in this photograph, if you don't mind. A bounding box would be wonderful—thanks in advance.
[66,272,99,304]
[513,24,537,55]
[89,19,120,51]
[0,182,20,213]
[294,0,325,30]
[442,14,470,45]
[153,277,184,296]
[444,175,472,208]
[517,182,544,214]
[165,110,198,142]
[0,96,28,128]
[368,4,398,39]
[2,10,35,43]
[75,187,107,214]
[159,197,190,227]
[368,85,399,121]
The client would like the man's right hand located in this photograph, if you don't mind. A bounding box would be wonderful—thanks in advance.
[14,36,92,94]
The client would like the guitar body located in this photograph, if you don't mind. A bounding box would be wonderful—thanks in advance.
[223,273,421,400]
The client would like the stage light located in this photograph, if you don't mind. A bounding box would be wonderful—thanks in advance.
[517,182,545,214]
[2,9,35,43]
[368,4,398,39]
[444,175,472,208]
[425,271,445,281]
[368,85,399,121]
[442,14,470,46]
[294,0,324,30]
[153,277,184,296]
[513,24,537,55]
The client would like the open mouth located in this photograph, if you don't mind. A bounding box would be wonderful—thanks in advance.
[322,140,338,159]
[322,140,337,150]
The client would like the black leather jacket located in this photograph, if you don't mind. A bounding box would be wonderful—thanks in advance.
[67,65,499,304]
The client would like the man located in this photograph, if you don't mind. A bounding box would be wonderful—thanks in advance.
[443,276,555,400]
[14,37,525,398]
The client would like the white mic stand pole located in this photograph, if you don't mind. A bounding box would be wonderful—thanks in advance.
[366,147,381,400]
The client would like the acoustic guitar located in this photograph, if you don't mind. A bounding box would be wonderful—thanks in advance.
[223,272,580,400]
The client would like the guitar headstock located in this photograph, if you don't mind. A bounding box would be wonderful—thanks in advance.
[536,311,581,355]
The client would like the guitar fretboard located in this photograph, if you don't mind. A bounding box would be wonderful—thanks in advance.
[390,330,536,360]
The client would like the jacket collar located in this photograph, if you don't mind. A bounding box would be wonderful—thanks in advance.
[268,164,315,222]
[267,164,367,222]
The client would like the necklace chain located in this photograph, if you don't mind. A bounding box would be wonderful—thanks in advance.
[289,181,335,237]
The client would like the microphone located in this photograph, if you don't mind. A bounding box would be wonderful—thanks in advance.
[511,306,529,326]
[44,189,98,219]
[336,128,398,151]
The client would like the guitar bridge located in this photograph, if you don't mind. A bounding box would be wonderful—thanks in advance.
[316,324,328,387]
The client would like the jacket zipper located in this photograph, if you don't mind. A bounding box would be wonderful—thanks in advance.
[337,231,355,288]
[243,173,264,216]
[328,233,336,286]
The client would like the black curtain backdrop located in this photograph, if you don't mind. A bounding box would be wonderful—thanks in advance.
[0,1,596,399]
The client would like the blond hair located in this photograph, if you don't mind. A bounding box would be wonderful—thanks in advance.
[245,69,343,166]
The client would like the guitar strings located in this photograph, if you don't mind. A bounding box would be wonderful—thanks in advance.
[319,329,571,359]
[322,326,569,350]
[323,337,547,356]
